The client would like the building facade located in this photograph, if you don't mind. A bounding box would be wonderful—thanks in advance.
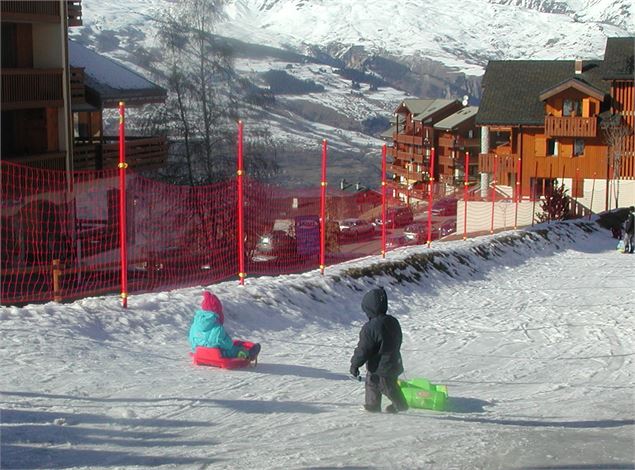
[476,37,635,211]
[1,0,167,172]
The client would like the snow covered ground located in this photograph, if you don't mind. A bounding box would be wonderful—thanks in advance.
[1,219,634,469]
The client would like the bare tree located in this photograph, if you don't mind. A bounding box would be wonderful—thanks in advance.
[147,0,278,185]
[602,114,632,209]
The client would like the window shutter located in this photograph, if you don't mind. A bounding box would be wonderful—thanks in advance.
[535,135,546,157]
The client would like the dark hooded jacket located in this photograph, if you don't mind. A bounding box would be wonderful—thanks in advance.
[350,287,404,377]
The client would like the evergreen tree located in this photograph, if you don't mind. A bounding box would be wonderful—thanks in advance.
[536,183,570,223]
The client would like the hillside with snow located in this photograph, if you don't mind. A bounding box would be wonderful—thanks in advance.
[70,0,634,187]
[2,219,634,469]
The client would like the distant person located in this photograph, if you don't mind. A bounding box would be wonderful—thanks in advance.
[624,206,635,254]
[350,287,409,413]
[189,291,260,359]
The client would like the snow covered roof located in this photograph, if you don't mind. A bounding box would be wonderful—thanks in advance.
[413,99,460,123]
[69,41,166,108]
[434,106,478,131]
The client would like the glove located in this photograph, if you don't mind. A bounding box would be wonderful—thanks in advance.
[236,350,248,359]
[350,365,359,378]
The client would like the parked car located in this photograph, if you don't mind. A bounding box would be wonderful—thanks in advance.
[253,230,297,261]
[385,233,418,249]
[431,198,458,216]
[437,219,457,238]
[403,220,456,242]
[339,218,375,239]
[403,222,428,243]
[373,206,414,229]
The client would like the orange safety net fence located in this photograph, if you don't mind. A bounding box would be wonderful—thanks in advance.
[2,157,558,305]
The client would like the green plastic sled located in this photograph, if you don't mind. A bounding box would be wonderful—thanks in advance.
[399,377,448,411]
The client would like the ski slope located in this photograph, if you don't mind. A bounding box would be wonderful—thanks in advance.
[1,219,634,469]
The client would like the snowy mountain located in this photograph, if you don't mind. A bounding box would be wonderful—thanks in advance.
[72,0,634,187]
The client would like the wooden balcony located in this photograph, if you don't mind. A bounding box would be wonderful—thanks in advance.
[1,69,64,110]
[67,0,83,26]
[0,1,82,25]
[3,152,67,171]
[70,67,85,103]
[74,136,168,171]
[437,136,481,149]
[387,163,410,179]
[391,148,428,165]
[479,153,519,184]
[544,116,597,138]
[394,133,424,146]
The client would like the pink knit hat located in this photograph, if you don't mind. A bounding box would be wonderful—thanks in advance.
[201,291,224,323]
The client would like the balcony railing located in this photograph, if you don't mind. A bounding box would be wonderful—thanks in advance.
[544,116,597,138]
[74,136,168,171]
[67,0,83,26]
[393,133,424,146]
[0,1,81,25]
[70,67,85,103]
[1,69,64,110]
[3,152,67,171]
[479,153,519,185]
[437,136,481,149]
[391,148,428,165]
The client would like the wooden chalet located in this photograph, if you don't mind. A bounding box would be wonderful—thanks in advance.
[433,106,480,188]
[1,0,167,172]
[476,37,635,210]
[388,99,464,203]
[69,41,167,170]
[603,37,635,165]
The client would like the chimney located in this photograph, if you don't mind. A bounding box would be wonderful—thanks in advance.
[340,178,346,190]
[575,59,583,74]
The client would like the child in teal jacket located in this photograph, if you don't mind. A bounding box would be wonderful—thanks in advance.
[188,291,260,359]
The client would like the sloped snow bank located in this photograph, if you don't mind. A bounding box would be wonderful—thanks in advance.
[1,219,633,470]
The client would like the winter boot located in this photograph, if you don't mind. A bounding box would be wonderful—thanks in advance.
[384,404,398,414]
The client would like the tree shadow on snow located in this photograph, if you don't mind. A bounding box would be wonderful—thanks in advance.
[0,408,217,469]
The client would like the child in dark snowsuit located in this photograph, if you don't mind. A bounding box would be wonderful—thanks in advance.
[189,291,260,359]
[624,206,635,254]
[350,287,409,413]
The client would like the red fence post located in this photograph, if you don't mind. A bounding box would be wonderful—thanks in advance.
[237,120,245,286]
[490,154,498,234]
[320,139,327,274]
[589,172,596,220]
[381,144,387,258]
[426,147,435,247]
[118,101,128,308]
[514,156,521,229]
[532,161,538,226]
[463,151,469,240]
[574,167,580,217]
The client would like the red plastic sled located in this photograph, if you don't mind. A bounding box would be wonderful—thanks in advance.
[190,340,258,369]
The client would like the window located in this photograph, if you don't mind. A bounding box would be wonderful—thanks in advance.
[547,138,558,156]
[573,139,585,157]
[563,99,582,117]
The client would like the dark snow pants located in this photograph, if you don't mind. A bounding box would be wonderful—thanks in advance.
[365,373,409,411]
